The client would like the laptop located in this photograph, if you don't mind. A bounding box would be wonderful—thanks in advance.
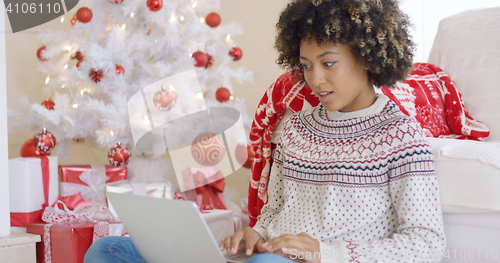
[106,192,254,263]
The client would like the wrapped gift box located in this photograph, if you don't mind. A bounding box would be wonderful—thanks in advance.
[59,164,127,210]
[25,222,127,263]
[182,166,226,210]
[26,223,94,263]
[9,156,58,227]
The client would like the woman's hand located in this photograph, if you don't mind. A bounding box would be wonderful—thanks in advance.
[219,227,267,256]
[263,232,320,262]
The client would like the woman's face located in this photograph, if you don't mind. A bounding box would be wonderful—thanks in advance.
[299,38,376,112]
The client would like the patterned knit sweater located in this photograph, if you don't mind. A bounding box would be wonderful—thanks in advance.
[253,95,446,263]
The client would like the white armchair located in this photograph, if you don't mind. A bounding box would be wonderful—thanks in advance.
[427,7,500,262]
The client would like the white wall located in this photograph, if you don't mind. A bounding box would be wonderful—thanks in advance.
[400,0,500,63]
[1,3,11,236]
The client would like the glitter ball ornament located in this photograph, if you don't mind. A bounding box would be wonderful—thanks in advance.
[235,144,253,169]
[34,128,56,154]
[215,87,231,102]
[206,12,221,27]
[42,99,55,110]
[147,0,163,11]
[191,133,226,166]
[108,142,131,167]
[205,54,213,68]
[76,7,93,23]
[20,139,50,157]
[71,51,84,61]
[89,69,104,83]
[192,51,208,67]
[229,47,242,61]
[115,64,125,75]
[153,88,176,111]
[71,15,77,26]
[37,46,48,62]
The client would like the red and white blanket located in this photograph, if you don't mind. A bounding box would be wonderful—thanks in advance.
[248,71,319,227]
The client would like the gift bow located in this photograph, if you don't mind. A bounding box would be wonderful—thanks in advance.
[194,171,226,210]
[59,164,110,207]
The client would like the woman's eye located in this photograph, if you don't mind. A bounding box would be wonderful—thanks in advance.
[324,62,336,67]
[300,64,311,69]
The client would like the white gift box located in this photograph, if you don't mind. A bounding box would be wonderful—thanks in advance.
[9,157,58,226]
[202,209,235,244]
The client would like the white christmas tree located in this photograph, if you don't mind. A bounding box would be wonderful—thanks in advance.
[8,0,253,163]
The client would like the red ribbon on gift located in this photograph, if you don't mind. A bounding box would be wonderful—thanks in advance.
[194,171,226,210]
[10,156,50,227]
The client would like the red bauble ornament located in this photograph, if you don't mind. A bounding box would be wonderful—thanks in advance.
[115,64,125,75]
[41,99,55,110]
[192,51,208,67]
[107,0,124,3]
[229,47,242,61]
[71,15,77,26]
[235,144,253,169]
[76,7,93,23]
[153,88,176,111]
[20,139,51,157]
[147,0,163,11]
[108,142,131,167]
[34,128,56,154]
[191,133,226,166]
[71,51,84,61]
[37,46,48,62]
[89,69,104,83]
[215,87,231,102]
[206,12,221,27]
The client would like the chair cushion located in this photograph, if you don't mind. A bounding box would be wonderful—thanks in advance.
[428,7,500,141]
[381,63,489,140]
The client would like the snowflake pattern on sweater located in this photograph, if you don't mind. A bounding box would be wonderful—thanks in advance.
[253,95,446,263]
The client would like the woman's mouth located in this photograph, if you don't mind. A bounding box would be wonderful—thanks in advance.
[317,91,333,97]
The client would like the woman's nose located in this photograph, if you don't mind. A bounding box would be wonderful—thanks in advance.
[308,68,325,89]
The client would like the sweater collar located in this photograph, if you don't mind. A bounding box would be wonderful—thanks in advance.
[318,95,390,121]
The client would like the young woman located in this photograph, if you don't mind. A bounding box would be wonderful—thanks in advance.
[221,0,446,262]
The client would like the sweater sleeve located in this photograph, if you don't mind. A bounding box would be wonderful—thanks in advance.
[253,141,286,241]
[319,121,446,263]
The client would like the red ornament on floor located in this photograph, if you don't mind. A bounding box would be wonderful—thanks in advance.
[153,88,176,111]
[235,144,253,169]
[147,0,163,11]
[42,99,55,110]
[20,139,50,157]
[76,7,93,23]
[206,12,221,27]
[108,0,124,3]
[192,51,208,67]
[108,142,131,167]
[37,46,48,62]
[34,128,56,154]
[215,87,231,102]
[229,47,242,61]
[89,69,104,83]
[191,133,226,166]
[115,64,125,75]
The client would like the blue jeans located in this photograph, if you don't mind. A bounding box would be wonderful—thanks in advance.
[84,236,295,263]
